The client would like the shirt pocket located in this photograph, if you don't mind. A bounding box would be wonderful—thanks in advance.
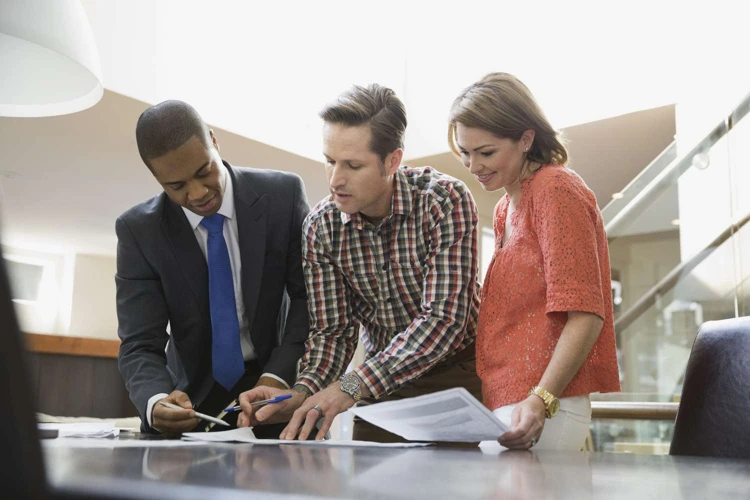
[340,266,381,304]
[391,254,424,309]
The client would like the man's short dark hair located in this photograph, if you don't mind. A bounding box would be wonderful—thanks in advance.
[319,84,407,163]
[135,100,211,168]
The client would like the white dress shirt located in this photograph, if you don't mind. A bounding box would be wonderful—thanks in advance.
[147,166,288,427]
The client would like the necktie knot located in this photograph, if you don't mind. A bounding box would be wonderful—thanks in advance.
[200,213,225,235]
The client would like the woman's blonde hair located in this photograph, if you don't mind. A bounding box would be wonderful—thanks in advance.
[448,72,568,166]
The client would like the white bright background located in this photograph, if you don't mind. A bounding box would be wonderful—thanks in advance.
[80,0,749,162]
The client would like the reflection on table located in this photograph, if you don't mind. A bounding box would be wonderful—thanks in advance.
[43,438,750,499]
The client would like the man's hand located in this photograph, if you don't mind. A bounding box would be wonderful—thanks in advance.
[152,390,199,437]
[237,386,303,428]
[498,395,546,449]
[280,382,356,441]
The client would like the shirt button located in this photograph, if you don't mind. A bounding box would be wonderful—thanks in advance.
[382,263,388,270]
[387,297,392,303]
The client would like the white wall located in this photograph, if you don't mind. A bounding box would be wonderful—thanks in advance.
[68,253,118,339]
[4,244,119,339]
[3,244,74,334]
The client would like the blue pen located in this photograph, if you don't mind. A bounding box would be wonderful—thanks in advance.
[224,393,292,412]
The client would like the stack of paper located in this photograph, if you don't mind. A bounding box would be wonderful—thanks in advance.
[38,422,120,439]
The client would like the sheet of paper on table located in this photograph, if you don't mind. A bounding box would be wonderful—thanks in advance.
[182,427,432,448]
[38,422,120,439]
[41,438,210,448]
[350,387,509,442]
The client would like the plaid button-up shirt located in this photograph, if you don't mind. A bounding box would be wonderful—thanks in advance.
[296,166,481,398]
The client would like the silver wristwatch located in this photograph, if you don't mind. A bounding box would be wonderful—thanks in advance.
[339,373,362,402]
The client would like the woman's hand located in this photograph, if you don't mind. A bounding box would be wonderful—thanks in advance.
[498,395,546,449]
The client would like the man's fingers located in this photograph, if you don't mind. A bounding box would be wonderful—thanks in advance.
[315,416,334,441]
[281,410,306,440]
[297,408,322,441]
[239,387,298,425]
[154,406,195,422]
[170,391,193,409]
[255,402,283,422]
[154,416,199,434]
[239,387,272,408]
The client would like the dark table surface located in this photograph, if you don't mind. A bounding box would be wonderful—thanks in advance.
[43,438,750,500]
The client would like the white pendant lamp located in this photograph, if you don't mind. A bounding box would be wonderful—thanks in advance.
[0,0,103,117]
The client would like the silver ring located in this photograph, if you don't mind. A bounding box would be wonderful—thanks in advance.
[311,404,324,419]
[530,438,537,448]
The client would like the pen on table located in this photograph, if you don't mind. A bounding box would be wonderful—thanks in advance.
[224,394,293,412]
[158,401,230,427]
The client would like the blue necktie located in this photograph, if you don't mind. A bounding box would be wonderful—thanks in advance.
[200,214,244,391]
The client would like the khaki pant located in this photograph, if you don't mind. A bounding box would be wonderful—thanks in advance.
[352,345,482,448]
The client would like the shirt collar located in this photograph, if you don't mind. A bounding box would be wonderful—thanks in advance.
[182,163,235,230]
[339,167,413,230]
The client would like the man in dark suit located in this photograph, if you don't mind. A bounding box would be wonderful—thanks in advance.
[116,100,309,436]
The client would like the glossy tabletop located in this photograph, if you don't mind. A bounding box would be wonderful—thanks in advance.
[43,439,750,499]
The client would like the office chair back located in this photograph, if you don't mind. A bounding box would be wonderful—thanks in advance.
[0,252,48,496]
[670,317,750,458]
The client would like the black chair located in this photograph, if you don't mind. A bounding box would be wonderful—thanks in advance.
[670,317,750,458]
[0,250,48,497]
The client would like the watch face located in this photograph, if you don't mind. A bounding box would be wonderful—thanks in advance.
[341,375,359,394]
[549,398,561,417]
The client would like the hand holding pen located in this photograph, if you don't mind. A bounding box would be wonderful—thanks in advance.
[236,387,303,428]
[224,394,292,412]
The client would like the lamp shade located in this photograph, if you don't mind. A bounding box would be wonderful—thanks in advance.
[0,0,103,117]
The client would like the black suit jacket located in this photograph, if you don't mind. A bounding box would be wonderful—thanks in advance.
[115,162,310,430]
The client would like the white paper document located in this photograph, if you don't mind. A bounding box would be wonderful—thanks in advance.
[41,438,209,448]
[182,427,431,448]
[38,422,120,439]
[350,387,509,442]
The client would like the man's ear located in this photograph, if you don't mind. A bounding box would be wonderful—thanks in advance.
[209,129,220,152]
[385,148,403,175]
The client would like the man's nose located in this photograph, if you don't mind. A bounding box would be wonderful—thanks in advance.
[329,167,346,189]
[188,182,209,201]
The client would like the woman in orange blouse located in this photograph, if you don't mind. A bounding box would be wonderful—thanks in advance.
[448,73,620,451]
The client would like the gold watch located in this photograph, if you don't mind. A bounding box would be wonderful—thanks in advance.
[529,386,560,419]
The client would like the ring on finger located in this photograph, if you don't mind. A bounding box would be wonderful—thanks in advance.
[312,404,324,420]
[530,437,537,448]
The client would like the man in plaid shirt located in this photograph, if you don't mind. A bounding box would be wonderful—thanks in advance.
[238,84,482,442]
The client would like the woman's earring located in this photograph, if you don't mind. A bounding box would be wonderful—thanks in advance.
[524,147,529,152]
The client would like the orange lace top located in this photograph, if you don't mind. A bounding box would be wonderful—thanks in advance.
[477,164,620,410]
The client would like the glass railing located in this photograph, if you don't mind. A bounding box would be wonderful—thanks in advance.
[591,90,750,453]
[601,141,677,229]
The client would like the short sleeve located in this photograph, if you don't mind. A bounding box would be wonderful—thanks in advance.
[531,173,606,319]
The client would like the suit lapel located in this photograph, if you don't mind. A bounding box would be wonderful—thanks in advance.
[229,164,267,337]
[161,196,209,318]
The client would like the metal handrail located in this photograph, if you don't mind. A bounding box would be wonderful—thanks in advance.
[601,141,677,226]
[615,212,750,333]
[604,90,750,239]
[591,402,679,421]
